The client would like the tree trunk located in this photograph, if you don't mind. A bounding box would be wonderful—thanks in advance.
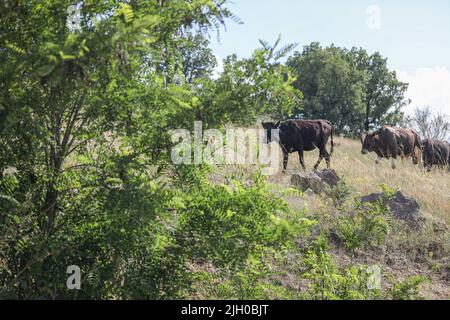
[364,103,371,132]
[44,182,58,233]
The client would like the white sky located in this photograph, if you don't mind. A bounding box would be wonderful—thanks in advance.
[396,67,450,116]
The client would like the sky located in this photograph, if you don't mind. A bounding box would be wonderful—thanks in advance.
[209,0,450,116]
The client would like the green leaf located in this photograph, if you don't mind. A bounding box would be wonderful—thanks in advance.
[59,51,77,61]
[36,64,56,77]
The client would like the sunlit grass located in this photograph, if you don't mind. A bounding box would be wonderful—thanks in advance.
[270,136,450,224]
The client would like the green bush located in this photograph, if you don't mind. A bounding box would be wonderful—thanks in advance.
[301,235,381,300]
[390,275,426,300]
[324,180,352,207]
[336,202,390,255]
[174,172,315,270]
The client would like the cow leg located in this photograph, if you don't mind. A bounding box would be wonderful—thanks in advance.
[323,149,331,169]
[282,150,289,172]
[375,156,382,164]
[313,149,324,171]
[298,150,306,170]
[412,151,420,165]
[391,157,397,169]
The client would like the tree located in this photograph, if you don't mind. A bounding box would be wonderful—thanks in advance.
[288,43,365,134]
[0,0,236,298]
[0,1,301,299]
[177,32,217,83]
[287,43,409,134]
[351,49,409,132]
[194,36,303,126]
[407,106,450,141]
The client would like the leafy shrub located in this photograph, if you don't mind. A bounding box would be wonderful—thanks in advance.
[174,172,314,270]
[301,235,381,300]
[380,183,399,201]
[324,180,352,207]
[336,202,390,255]
[389,275,426,300]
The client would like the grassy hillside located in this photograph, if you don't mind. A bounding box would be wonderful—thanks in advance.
[205,135,449,300]
[270,136,450,224]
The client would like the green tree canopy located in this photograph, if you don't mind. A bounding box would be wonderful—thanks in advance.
[287,42,409,134]
[0,0,302,298]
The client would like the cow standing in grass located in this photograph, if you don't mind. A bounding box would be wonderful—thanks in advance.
[421,138,450,171]
[361,126,421,169]
[261,119,334,172]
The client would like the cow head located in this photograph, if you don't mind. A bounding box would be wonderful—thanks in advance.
[361,132,377,154]
[261,121,281,143]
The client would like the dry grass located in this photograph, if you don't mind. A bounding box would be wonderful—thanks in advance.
[206,135,450,299]
[264,136,450,299]
[267,136,450,224]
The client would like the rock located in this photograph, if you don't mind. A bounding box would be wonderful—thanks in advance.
[291,171,323,194]
[361,191,425,227]
[304,188,316,197]
[291,169,342,194]
[315,169,341,187]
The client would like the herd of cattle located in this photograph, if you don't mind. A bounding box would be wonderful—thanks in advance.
[262,119,450,172]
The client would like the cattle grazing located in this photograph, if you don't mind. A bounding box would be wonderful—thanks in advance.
[261,119,334,172]
[421,138,450,171]
[361,126,421,169]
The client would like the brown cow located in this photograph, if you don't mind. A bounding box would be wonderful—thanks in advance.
[421,138,450,171]
[361,126,421,169]
[262,119,334,172]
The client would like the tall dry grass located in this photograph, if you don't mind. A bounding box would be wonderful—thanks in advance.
[269,136,450,224]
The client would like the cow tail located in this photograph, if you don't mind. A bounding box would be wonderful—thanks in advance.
[330,124,334,155]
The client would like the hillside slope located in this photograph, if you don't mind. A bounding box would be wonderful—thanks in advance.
[206,136,449,299]
[271,137,449,299]
[269,136,450,224]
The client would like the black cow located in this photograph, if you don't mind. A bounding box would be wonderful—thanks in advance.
[261,119,334,172]
[361,126,421,169]
[421,138,450,171]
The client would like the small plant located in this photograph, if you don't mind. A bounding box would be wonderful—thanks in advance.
[302,234,339,300]
[192,249,300,299]
[324,180,352,207]
[336,202,390,255]
[389,275,426,300]
[380,183,399,201]
[302,234,382,300]
[337,265,382,300]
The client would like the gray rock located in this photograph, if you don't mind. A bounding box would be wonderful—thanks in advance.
[291,169,342,194]
[361,191,424,227]
[291,171,323,194]
[315,169,341,187]
[304,188,316,197]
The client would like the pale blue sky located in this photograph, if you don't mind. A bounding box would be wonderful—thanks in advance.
[210,0,450,71]
[209,0,450,115]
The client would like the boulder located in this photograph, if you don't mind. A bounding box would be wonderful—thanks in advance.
[291,171,323,194]
[315,169,341,187]
[361,191,425,227]
[303,188,316,197]
[291,169,342,194]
